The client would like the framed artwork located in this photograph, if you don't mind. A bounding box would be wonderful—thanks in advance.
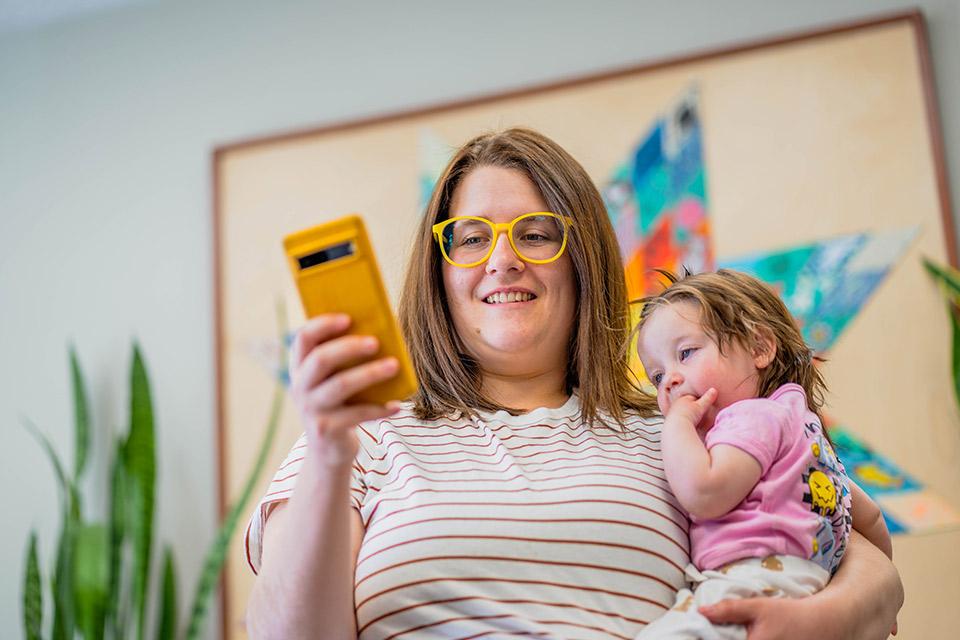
[213,10,956,638]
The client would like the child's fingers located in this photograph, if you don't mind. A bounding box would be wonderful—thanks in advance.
[685,388,717,420]
[697,388,718,407]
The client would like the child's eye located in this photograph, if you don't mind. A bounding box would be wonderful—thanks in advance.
[651,372,663,386]
[679,347,695,361]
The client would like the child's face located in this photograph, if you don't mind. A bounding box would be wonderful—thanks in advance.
[637,301,766,430]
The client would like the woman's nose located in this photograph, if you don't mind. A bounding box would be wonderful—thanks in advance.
[485,232,523,273]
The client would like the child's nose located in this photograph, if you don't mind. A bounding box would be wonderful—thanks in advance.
[665,371,683,390]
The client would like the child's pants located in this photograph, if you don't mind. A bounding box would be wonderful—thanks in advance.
[635,555,830,640]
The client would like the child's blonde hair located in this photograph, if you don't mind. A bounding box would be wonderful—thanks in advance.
[635,269,827,417]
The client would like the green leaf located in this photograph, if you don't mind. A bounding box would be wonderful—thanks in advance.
[923,257,960,302]
[155,547,178,640]
[70,345,91,482]
[23,417,80,639]
[125,343,156,640]
[74,523,109,640]
[23,531,43,640]
[185,383,284,639]
[184,299,288,640]
[51,514,76,640]
[22,417,70,509]
[951,308,960,414]
[106,435,129,640]
[923,257,960,413]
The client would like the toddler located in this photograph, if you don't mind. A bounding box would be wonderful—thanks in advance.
[634,269,892,640]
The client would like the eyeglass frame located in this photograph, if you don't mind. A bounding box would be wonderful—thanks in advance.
[431,211,575,268]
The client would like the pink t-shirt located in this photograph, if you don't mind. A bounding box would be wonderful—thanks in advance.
[691,384,851,574]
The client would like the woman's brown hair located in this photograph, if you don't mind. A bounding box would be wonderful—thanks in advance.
[398,127,656,425]
[635,269,827,417]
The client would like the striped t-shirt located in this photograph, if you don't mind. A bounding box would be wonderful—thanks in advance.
[245,394,689,639]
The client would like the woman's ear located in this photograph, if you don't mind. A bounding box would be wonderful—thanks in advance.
[752,327,777,369]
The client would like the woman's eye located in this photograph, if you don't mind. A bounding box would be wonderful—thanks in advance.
[520,232,549,243]
[460,235,488,246]
[679,348,695,361]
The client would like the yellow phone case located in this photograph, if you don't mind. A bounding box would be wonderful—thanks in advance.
[283,215,418,405]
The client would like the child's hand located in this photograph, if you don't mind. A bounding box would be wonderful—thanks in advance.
[666,388,718,427]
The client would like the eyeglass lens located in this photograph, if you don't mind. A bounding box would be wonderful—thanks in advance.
[441,215,567,265]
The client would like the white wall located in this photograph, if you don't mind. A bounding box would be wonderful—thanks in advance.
[2,0,957,637]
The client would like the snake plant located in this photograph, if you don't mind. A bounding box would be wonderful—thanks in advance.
[923,257,960,412]
[22,305,285,639]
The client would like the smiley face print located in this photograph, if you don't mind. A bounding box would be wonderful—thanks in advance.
[802,469,838,516]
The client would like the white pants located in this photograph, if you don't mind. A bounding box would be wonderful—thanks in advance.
[635,555,830,640]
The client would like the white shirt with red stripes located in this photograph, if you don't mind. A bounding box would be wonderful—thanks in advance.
[246,393,689,640]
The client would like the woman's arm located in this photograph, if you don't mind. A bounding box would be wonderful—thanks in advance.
[246,459,365,640]
[245,315,401,639]
[700,530,903,639]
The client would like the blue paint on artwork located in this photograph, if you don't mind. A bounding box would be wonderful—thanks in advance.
[830,427,922,497]
[882,512,907,535]
[419,176,436,212]
[631,104,707,238]
[719,229,915,353]
[632,122,664,187]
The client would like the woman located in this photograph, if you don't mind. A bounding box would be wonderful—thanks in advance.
[245,128,902,639]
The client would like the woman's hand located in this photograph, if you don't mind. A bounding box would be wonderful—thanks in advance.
[699,597,836,640]
[700,530,902,639]
[289,313,401,466]
[699,597,897,639]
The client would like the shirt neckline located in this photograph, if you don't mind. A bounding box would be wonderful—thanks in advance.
[476,391,581,425]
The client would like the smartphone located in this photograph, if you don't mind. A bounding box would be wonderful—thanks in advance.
[283,215,418,405]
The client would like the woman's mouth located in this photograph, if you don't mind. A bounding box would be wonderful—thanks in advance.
[483,291,537,304]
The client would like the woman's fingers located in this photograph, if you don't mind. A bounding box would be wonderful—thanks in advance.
[295,334,380,392]
[698,599,759,625]
[288,316,402,459]
[289,314,351,369]
[304,357,400,412]
[305,402,402,437]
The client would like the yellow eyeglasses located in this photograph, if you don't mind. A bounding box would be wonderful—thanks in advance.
[432,212,574,268]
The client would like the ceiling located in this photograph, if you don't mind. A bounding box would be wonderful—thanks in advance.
[0,0,150,34]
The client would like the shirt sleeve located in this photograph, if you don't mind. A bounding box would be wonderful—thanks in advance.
[704,398,790,475]
[243,423,383,575]
[350,422,380,512]
[244,433,308,575]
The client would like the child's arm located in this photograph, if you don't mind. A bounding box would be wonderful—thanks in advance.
[661,389,762,520]
[849,480,893,559]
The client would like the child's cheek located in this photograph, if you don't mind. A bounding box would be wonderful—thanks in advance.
[657,392,671,416]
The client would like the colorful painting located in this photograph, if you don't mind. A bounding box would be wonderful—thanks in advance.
[719,227,918,354]
[828,425,960,534]
[419,128,454,212]
[603,87,713,298]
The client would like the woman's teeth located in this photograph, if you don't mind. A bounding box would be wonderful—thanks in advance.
[484,291,535,304]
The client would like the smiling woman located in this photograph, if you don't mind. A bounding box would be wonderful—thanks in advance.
[400,128,649,422]
[243,128,902,640]
[440,167,579,410]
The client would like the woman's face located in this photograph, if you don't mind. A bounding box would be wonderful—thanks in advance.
[442,166,577,376]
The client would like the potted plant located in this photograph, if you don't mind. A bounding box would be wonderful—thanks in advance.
[22,310,285,639]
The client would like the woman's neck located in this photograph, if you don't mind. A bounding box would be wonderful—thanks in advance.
[479,367,569,413]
